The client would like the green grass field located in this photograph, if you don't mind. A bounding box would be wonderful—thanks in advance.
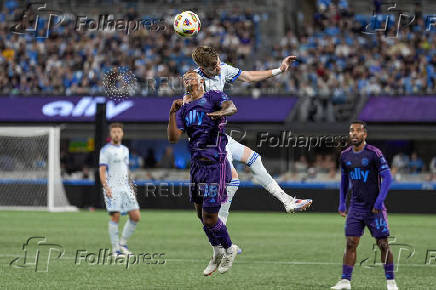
[1,210,435,289]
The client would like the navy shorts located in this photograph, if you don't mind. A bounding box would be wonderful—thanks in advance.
[190,159,231,213]
[345,208,390,238]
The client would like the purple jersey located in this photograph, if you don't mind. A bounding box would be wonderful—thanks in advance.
[340,144,390,211]
[176,90,230,162]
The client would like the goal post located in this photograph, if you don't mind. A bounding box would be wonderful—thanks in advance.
[0,127,77,212]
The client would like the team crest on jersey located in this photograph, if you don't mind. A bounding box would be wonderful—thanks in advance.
[346,161,352,167]
[361,158,369,167]
[198,98,206,105]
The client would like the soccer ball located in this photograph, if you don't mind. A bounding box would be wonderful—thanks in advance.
[173,11,201,37]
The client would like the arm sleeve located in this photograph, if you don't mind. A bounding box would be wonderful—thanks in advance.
[175,110,185,131]
[374,169,393,210]
[339,155,348,212]
[223,63,242,83]
[210,91,231,108]
[374,152,392,210]
[99,147,109,167]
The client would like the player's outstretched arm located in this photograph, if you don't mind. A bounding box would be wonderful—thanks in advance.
[238,56,297,82]
[207,100,237,120]
[168,99,183,144]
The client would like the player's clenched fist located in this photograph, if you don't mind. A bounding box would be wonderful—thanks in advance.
[170,99,183,113]
[280,55,297,72]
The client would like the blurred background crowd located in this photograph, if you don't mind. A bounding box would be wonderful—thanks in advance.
[1,0,435,98]
[1,0,435,182]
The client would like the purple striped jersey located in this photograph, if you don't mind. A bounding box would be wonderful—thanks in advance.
[176,90,230,162]
[340,144,390,210]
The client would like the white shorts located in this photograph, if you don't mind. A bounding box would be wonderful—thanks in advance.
[104,188,139,214]
[225,134,246,168]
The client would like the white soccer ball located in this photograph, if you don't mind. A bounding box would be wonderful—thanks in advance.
[173,11,201,37]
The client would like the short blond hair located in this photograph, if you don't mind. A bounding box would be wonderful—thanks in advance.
[192,46,218,68]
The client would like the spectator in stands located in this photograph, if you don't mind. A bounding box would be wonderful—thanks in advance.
[158,146,175,168]
[430,156,436,181]
[392,152,409,175]
[129,150,144,171]
[409,152,424,174]
[144,148,157,168]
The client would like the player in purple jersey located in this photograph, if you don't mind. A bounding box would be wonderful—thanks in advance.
[331,121,398,290]
[168,70,239,275]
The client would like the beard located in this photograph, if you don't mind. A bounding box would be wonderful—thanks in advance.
[351,138,363,146]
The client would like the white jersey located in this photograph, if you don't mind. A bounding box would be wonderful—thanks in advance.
[99,143,130,192]
[195,62,241,91]
[194,63,245,167]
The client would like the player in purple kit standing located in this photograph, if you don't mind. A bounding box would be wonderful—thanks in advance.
[331,121,398,290]
[168,70,239,275]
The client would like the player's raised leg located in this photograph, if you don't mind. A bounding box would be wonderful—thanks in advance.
[227,135,312,212]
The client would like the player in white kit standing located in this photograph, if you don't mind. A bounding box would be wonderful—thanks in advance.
[190,47,313,275]
[99,123,140,256]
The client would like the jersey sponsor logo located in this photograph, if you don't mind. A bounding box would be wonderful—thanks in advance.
[185,109,205,127]
[361,157,369,167]
[349,168,370,182]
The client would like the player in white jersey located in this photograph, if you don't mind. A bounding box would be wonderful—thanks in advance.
[99,123,140,257]
[190,47,312,276]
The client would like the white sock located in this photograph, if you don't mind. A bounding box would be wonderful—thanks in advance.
[108,221,120,252]
[213,245,225,257]
[248,154,291,204]
[120,219,137,246]
[218,179,240,225]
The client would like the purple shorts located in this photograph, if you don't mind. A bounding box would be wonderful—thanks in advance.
[190,159,231,213]
[345,208,390,238]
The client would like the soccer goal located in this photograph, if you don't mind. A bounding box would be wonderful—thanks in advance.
[0,127,77,212]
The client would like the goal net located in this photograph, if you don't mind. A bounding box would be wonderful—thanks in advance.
[0,127,77,212]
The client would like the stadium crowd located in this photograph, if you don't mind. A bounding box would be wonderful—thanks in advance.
[1,0,435,98]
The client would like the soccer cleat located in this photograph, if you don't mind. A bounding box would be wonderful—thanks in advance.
[119,244,132,255]
[331,279,351,290]
[218,244,239,274]
[283,195,313,213]
[203,253,223,276]
[112,250,126,257]
[387,280,399,290]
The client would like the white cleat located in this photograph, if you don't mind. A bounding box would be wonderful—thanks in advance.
[119,244,133,255]
[218,244,239,274]
[331,279,351,290]
[203,253,223,276]
[283,195,313,213]
[112,250,126,258]
[387,280,399,290]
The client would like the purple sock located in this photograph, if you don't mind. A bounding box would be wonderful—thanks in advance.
[203,224,219,246]
[384,264,394,280]
[341,265,353,281]
[209,219,232,249]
